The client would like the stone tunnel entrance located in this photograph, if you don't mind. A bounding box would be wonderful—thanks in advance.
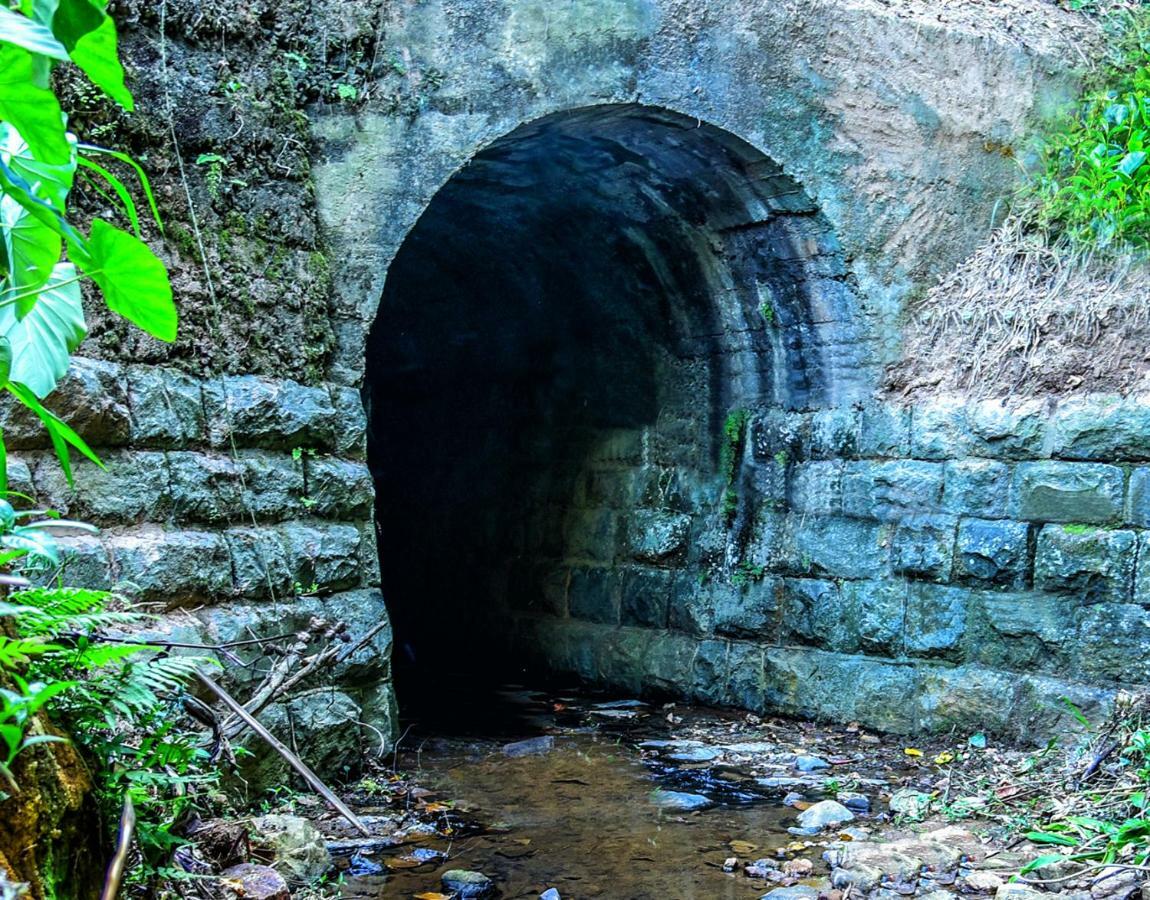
[364,104,866,710]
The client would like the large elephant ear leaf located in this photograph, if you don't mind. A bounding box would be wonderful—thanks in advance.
[84,218,175,341]
[0,261,85,397]
[0,336,12,385]
[0,124,74,313]
[0,7,68,59]
[50,0,132,110]
[0,44,69,166]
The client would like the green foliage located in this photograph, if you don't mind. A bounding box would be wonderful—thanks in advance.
[730,561,766,588]
[1022,726,1150,875]
[0,0,176,486]
[719,409,750,525]
[1031,7,1150,250]
[0,499,214,875]
[0,578,216,873]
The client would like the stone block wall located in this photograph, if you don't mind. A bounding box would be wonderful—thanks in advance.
[3,357,395,776]
[499,395,1150,739]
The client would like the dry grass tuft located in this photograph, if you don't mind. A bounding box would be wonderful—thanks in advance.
[885,215,1150,400]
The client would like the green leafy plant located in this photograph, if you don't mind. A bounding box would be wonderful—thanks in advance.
[719,409,749,524]
[1030,6,1150,251]
[0,498,214,878]
[0,0,176,488]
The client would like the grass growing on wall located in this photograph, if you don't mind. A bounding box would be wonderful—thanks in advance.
[1030,5,1150,252]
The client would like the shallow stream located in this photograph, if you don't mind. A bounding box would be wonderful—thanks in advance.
[333,686,902,900]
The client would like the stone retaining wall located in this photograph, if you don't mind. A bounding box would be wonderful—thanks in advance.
[2,357,395,777]
[495,395,1150,738]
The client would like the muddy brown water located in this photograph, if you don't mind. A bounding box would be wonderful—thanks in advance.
[338,687,886,900]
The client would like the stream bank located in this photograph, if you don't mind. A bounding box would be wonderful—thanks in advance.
[231,684,1141,900]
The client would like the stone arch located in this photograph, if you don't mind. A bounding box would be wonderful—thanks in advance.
[362,103,870,699]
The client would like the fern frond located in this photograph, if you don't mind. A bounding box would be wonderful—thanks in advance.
[0,636,59,670]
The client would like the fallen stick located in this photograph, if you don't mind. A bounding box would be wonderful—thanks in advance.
[100,794,136,900]
[195,670,370,837]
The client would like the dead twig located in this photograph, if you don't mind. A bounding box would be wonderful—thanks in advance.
[100,794,136,900]
[195,670,370,837]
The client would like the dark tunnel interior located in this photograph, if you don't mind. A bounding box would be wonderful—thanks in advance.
[363,105,857,715]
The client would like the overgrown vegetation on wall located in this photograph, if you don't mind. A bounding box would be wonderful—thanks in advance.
[888,2,1150,399]
[51,0,442,383]
[1030,5,1150,251]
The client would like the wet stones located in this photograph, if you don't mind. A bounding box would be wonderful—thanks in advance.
[442,869,496,898]
[250,815,331,885]
[794,756,830,772]
[796,800,855,830]
[1010,462,1125,524]
[502,736,556,757]
[220,864,290,900]
[650,789,714,811]
[761,887,821,900]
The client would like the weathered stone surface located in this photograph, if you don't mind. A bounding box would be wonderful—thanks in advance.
[1048,397,1150,461]
[714,578,779,639]
[106,528,231,602]
[954,518,1030,587]
[942,459,1011,518]
[727,641,768,710]
[691,639,731,706]
[1034,525,1135,604]
[33,450,169,524]
[789,461,843,514]
[1136,532,1150,606]
[905,584,966,658]
[303,456,374,519]
[562,508,618,563]
[969,591,1071,673]
[807,409,858,460]
[204,376,337,450]
[1076,604,1150,683]
[250,815,331,885]
[242,453,307,520]
[225,526,294,599]
[241,690,364,790]
[4,455,33,498]
[328,386,369,459]
[669,573,715,635]
[1125,468,1150,527]
[620,567,672,628]
[783,515,891,579]
[166,451,243,523]
[751,411,807,464]
[910,400,968,461]
[916,666,1017,734]
[843,580,906,655]
[764,648,921,733]
[624,509,691,563]
[3,357,132,449]
[54,534,113,590]
[126,365,205,448]
[1010,462,1125,524]
[842,461,943,520]
[965,399,1048,460]
[281,522,365,592]
[568,567,619,624]
[858,404,910,458]
[781,578,852,652]
[892,515,955,581]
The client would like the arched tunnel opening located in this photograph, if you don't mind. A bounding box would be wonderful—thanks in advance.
[364,104,865,719]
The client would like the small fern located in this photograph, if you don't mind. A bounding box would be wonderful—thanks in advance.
[0,581,217,874]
